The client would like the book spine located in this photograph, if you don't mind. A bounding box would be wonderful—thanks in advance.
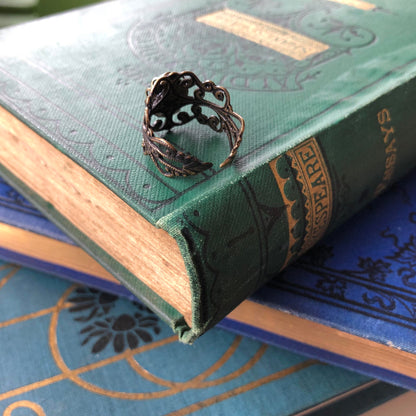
[160,75,416,342]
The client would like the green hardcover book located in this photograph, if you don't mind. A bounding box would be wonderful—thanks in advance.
[1,0,416,342]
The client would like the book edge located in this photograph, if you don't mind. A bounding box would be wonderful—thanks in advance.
[226,300,416,383]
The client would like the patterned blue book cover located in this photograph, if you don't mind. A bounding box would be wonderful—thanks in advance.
[1,261,403,416]
[225,168,416,389]
[1,170,416,388]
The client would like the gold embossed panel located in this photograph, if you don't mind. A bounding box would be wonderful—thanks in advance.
[327,0,376,10]
[197,9,329,61]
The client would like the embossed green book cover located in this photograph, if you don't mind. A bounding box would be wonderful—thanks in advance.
[0,0,416,342]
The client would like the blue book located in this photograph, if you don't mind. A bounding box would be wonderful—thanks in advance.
[0,261,404,415]
[1,170,416,389]
[225,168,416,389]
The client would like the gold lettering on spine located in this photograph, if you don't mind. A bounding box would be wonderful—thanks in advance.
[375,108,398,196]
[269,138,333,267]
[327,0,376,10]
[291,138,333,253]
[197,9,329,61]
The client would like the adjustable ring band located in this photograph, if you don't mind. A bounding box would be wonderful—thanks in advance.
[142,71,245,177]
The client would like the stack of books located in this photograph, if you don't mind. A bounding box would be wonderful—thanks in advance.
[0,260,406,415]
[1,0,416,413]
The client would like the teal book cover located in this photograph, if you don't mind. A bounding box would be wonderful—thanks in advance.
[0,261,405,415]
[1,0,416,341]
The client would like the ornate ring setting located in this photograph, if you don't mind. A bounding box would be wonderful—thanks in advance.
[142,71,245,177]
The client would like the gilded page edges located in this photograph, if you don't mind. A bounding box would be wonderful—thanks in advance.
[196,9,329,61]
[269,138,333,267]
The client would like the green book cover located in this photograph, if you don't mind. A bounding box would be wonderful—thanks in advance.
[0,0,416,342]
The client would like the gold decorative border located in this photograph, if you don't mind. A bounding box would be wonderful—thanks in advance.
[269,137,333,267]
[269,156,298,268]
[3,400,46,416]
[165,359,318,416]
[0,270,318,413]
[0,264,19,290]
